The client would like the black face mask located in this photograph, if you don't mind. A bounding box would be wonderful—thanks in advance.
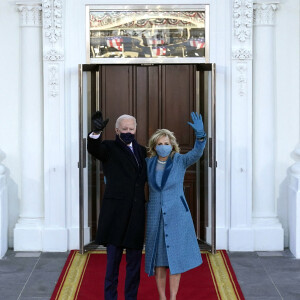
[119,132,135,144]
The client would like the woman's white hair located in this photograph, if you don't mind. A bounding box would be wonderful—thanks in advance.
[115,114,137,129]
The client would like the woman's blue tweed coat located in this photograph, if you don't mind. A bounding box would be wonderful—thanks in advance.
[145,139,206,276]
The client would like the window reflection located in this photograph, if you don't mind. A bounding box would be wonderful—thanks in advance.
[89,11,206,59]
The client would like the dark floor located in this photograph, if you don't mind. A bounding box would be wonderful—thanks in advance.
[0,249,299,299]
[228,250,300,300]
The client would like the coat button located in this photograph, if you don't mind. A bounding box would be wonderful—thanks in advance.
[163,212,166,215]
[167,245,170,248]
[165,234,168,237]
[164,223,167,226]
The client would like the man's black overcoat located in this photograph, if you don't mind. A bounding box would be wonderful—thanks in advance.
[87,135,147,250]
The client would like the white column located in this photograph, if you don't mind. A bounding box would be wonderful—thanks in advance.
[0,164,8,258]
[42,0,68,251]
[64,1,90,250]
[229,0,254,251]
[252,1,283,250]
[289,145,300,258]
[14,2,44,251]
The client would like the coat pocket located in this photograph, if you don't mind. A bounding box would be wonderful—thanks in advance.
[180,196,189,212]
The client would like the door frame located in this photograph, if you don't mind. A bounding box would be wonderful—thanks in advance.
[78,63,216,254]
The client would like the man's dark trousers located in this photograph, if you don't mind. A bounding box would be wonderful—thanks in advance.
[105,244,142,300]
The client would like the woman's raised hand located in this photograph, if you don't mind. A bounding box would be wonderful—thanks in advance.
[187,112,206,139]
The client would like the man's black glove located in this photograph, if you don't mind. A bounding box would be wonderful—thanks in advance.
[92,111,109,133]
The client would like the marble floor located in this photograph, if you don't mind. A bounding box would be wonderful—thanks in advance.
[0,249,299,299]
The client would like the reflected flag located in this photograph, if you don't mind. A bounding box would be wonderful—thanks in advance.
[189,38,205,49]
[151,47,167,56]
[106,37,123,51]
[148,38,165,46]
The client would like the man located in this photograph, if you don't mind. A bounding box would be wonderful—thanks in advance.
[87,111,147,300]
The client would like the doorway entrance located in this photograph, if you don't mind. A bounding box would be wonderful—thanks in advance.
[78,63,216,254]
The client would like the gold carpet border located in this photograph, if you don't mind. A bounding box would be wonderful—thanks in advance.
[74,253,91,299]
[220,250,241,299]
[55,250,76,300]
[206,252,221,300]
[207,251,241,300]
[57,251,89,300]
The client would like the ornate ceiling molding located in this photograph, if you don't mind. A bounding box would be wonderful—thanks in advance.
[17,3,42,27]
[253,3,278,26]
[233,0,253,42]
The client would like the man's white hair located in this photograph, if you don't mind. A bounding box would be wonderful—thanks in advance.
[115,114,137,129]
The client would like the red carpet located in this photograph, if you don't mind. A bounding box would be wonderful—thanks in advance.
[51,250,244,300]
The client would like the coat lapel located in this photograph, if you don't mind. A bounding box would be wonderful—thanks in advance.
[148,156,160,191]
[160,156,173,190]
[148,156,173,191]
[114,140,139,170]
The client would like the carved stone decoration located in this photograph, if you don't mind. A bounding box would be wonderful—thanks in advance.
[17,4,42,27]
[236,62,247,96]
[233,48,252,59]
[43,0,63,44]
[42,0,64,101]
[233,0,253,42]
[253,3,278,26]
[48,64,59,97]
[44,49,64,61]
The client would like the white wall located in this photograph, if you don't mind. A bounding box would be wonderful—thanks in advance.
[275,0,300,247]
[0,0,21,248]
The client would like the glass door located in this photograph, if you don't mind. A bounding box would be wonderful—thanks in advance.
[196,64,216,253]
[78,63,216,254]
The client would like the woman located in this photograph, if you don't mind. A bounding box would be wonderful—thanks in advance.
[145,112,206,300]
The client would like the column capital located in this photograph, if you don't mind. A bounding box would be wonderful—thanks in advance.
[253,2,279,26]
[17,2,42,27]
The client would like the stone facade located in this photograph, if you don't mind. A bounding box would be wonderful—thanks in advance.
[0,0,299,253]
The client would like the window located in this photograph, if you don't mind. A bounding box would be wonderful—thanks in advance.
[87,6,209,63]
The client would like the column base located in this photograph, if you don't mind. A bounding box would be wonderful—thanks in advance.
[204,227,228,250]
[43,228,68,252]
[14,219,43,251]
[252,217,284,251]
[229,228,254,251]
[68,227,90,250]
[216,227,228,250]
